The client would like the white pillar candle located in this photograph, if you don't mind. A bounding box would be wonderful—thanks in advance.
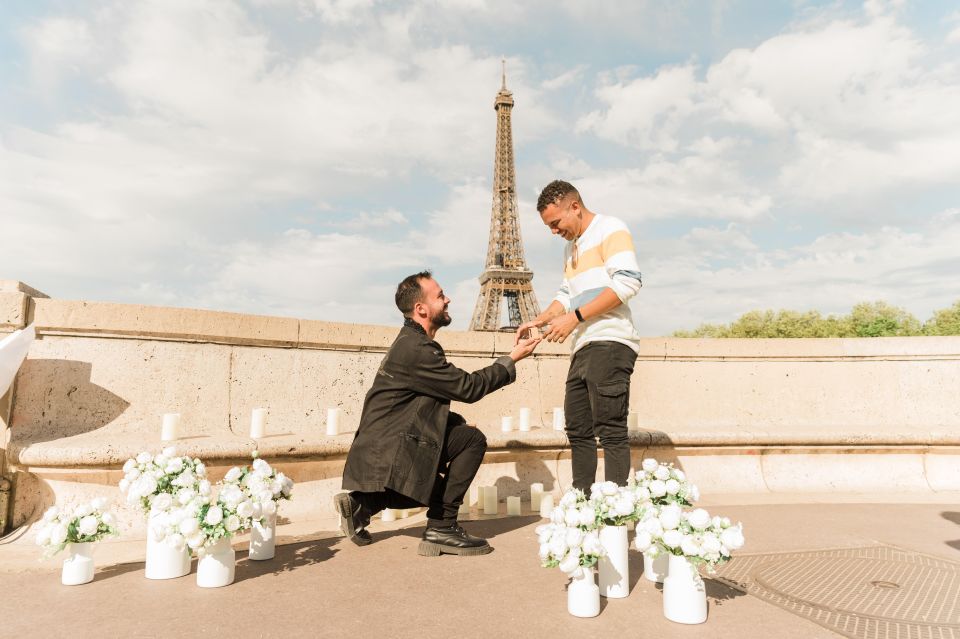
[458,502,470,516]
[483,485,498,515]
[470,485,480,506]
[627,411,639,430]
[552,407,565,431]
[530,482,544,510]
[539,493,555,518]
[501,416,513,432]
[518,407,531,431]
[507,496,521,516]
[326,407,340,436]
[160,413,180,441]
[250,408,267,439]
[381,508,397,522]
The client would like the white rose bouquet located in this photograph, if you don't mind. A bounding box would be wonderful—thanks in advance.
[633,458,699,507]
[588,481,646,526]
[118,446,209,514]
[189,480,256,556]
[634,505,745,573]
[34,498,118,557]
[535,488,605,579]
[227,452,294,520]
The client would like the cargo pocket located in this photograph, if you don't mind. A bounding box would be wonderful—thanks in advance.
[394,432,441,488]
[596,380,628,424]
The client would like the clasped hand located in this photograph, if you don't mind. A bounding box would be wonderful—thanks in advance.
[515,312,578,345]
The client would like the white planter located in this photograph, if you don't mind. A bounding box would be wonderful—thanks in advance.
[643,549,669,583]
[145,514,191,580]
[249,513,277,561]
[61,542,95,586]
[196,537,236,588]
[598,525,630,598]
[567,566,600,618]
[662,554,708,624]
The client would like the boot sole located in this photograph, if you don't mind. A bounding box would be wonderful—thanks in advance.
[333,493,373,547]
[417,540,493,557]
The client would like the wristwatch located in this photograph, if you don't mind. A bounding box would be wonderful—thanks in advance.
[574,308,585,322]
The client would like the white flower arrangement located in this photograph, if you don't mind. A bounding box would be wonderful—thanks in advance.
[633,458,699,507]
[535,488,605,579]
[34,498,118,557]
[633,505,745,572]
[188,477,260,555]
[118,446,208,515]
[231,451,295,519]
[588,481,647,526]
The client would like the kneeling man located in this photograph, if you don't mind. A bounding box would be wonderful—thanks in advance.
[336,270,540,556]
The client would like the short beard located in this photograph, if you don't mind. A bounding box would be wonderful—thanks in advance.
[431,311,452,329]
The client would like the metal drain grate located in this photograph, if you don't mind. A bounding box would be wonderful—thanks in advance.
[712,545,960,639]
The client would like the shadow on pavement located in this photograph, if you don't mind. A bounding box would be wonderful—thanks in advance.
[234,537,340,583]
[940,511,960,551]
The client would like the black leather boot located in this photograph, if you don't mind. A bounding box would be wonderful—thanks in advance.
[334,492,374,546]
[418,524,492,556]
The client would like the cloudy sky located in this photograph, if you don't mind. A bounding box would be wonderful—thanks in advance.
[1,0,958,336]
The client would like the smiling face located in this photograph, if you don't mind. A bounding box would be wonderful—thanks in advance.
[539,195,583,241]
[416,276,451,328]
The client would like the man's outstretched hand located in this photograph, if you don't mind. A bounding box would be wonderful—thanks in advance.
[509,336,542,362]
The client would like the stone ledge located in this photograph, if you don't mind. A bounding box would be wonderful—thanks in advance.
[10,426,960,468]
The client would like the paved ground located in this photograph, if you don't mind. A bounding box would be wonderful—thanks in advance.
[3,495,960,638]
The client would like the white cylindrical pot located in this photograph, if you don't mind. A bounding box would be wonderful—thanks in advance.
[145,514,191,580]
[598,525,630,598]
[249,513,277,561]
[61,542,95,586]
[196,537,236,588]
[567,566,600,618]
[643,549,669,583]
[662,554,708,624]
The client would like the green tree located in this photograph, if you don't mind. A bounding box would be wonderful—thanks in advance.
[847,301,922,337]
[923,301,960,335]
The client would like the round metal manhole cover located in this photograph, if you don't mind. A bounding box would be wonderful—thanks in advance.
[751,556,960,626]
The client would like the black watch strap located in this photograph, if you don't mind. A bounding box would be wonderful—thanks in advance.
[574,308,584,322]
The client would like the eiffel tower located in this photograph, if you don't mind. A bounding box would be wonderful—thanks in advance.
[470,62,541,331]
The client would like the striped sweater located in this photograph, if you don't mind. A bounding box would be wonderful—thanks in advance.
[552,214,643,354]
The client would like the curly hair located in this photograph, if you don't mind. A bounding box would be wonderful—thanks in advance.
[395,270,433,317]
[536,180,582,212]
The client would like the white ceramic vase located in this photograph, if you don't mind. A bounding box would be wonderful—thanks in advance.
[145,514,191,580]
[598,525,630,598]
[249,513,277,561]
[196,537,236,588]
[662,554,708,624]
[643,548,669,583]
[61,542,95,586]
[567,566,600,618]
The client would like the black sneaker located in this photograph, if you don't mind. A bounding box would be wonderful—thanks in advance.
[418,524,492,557]
[334,492,373,546]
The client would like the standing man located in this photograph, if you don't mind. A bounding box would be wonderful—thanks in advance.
[337,270,541,556]
[516,180,642,491]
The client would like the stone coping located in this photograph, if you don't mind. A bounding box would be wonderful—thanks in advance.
[0,295,953,359]
[10,426,960,468]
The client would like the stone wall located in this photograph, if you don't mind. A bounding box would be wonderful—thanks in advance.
[2,281,959,538]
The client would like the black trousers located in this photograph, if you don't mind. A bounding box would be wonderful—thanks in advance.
[351,420,487,527]
[565,341,637,491]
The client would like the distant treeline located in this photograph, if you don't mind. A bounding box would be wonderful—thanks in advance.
[673,301,960,338]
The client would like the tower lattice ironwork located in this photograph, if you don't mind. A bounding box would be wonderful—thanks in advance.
[470,63,541,331]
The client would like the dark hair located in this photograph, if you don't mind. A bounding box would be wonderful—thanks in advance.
[537,180,582,212]
[395,270,433,316]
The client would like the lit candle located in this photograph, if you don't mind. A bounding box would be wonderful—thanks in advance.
[553,407,565,431]
[326,408,340,436]
[530,482,544,510]
[483,485,498,515]
[627,411,639,430]
[250,408,267,439]
[539,493,554,518]
[458,502,470,516]
[381,508,397,522]
[507,496,521,516]
[501,416,513,432]
[160,413,180,441]
[518,407,531,431]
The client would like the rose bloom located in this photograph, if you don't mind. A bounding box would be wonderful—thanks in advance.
[225,515,241,532]
[687,508,712,530]
[179,518,200,536]
[78,515,99,536]
[101,512,116,527]
[204,506,224,526]
[721,526,745,550]
[641,458,658,472]
[658,506,681,530]
[665,479,680,495]
[661,529,683,548]
[633,530,653,553]
[653,466,671,481]
[224,467,242,483]
[558,552,581,575]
